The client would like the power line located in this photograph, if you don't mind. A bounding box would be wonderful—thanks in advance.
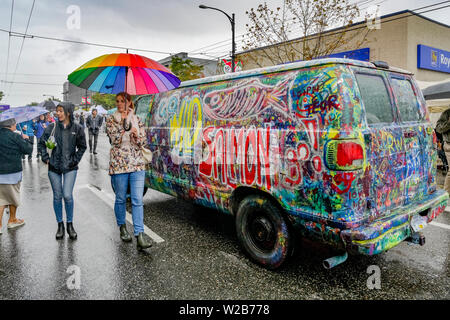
[2,1,449,88]
[188,37,233,54]
[7,0,36,97]
[0,27,174,55]
[284,0,387,40]
[189,0,382,58]
[240,2,450,55]
[1,80,61,86]
[194,0,450,59]
[4,93,50,97]
[4,0,15,86]
[0,73,66,77]
[415,3,450,15]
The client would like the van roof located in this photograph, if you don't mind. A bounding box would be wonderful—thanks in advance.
[181,57,412,88]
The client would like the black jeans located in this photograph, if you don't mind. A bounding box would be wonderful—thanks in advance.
[88,131,98,152]
[23,136,34,159]
[37,136,42,156]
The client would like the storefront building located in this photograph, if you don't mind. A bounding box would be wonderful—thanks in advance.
[238,10,450,83]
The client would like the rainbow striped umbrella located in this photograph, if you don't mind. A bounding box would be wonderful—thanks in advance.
[68,53,181,95]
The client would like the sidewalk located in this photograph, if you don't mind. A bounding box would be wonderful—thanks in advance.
[0,156,155,299]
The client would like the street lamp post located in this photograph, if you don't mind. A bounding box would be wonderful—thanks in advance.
[199,4,235,72]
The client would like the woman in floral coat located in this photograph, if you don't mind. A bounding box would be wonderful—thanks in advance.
[106,92,151,251]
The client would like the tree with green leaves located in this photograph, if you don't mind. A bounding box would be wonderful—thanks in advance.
[242,0,371,67]
[169,56,204,81]
[0,91,3,102]
[92,93,117,110]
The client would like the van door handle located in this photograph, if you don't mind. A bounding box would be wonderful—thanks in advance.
[404,131,417,138]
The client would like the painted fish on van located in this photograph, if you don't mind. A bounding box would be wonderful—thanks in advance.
[202,76,294,120]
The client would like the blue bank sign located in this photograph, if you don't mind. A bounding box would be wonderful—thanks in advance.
[418,44,450,74]
[324,47,370,61]
[286,47,370,65]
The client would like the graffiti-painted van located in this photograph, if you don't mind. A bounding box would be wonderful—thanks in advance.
[134,58,448,269]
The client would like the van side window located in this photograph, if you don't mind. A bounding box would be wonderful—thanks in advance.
[355,73,394,125]
[391,78,421,122]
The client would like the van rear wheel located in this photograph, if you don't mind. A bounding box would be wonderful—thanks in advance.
[235,195,292,270]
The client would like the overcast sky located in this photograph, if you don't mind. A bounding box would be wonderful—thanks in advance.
[0,0,449,107]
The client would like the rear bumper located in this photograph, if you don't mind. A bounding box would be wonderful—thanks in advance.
[340,189,449,255]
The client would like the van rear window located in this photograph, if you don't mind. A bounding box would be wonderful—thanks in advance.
[391,78,421,122]
[355,73,394,125]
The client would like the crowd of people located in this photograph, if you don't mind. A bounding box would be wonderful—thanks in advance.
[0,93,152,250]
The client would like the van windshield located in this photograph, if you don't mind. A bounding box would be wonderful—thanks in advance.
[355,73,394,125]
[390,78,422,122]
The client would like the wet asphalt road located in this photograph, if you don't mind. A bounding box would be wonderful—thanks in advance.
[0,130,449,300]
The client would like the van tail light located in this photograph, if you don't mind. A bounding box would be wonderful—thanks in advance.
[325,140,364,170]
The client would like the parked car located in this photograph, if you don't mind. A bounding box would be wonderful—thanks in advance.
[133,58,448,269]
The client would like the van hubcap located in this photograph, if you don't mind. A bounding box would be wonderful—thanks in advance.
[249,215,276,251]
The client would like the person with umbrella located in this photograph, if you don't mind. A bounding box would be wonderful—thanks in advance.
[106,92,152,250]
[0,105,48,161]
[38,104,87,240]
[68,52,181,250]
[35,114,49,159]
[0,118,33,234]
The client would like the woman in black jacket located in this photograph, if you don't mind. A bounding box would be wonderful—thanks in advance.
[39,104,86,240]
[0,118,33,234]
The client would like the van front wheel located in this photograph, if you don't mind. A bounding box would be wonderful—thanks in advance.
[235,195,292,270]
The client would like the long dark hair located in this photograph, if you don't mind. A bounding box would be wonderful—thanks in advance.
[56,104,74,125]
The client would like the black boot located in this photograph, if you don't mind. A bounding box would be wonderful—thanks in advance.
[119,224,132,242]
[56,222,65,240]
[136,232,152,251]
[66,222,77,240]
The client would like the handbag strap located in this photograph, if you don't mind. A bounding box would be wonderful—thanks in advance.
[50,122,56,138]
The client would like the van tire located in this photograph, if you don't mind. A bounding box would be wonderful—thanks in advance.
[235,194,292,270]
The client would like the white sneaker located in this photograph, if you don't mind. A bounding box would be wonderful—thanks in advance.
[7,219,25,230]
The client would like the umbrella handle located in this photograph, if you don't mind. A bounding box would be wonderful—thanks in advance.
[125,66,128,94]
[125,48,128,94]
